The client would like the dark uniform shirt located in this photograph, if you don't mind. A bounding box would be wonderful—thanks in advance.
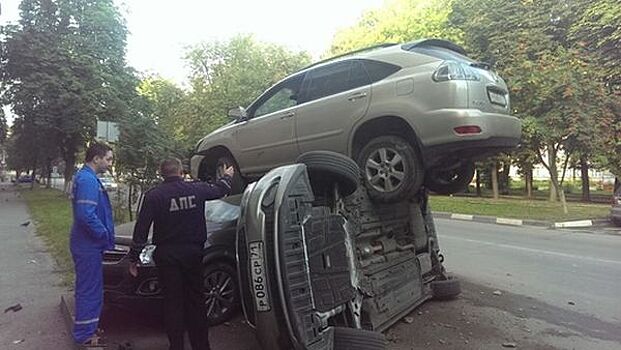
[128,176,232,262]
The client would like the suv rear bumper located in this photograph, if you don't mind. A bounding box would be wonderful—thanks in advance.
[416,109,521,164]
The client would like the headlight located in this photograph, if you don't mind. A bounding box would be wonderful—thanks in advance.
[139,245,156,265]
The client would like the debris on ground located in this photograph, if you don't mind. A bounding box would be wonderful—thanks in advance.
[502,342,517,348]
[493,290,503,296]
[4,303,23,313]
[20,221,30,227]
[568,301,576,305]
[403,316,414,324]
[12,339,25,344]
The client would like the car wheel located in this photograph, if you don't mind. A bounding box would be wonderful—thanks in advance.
[425,161,475,195]
[213,155,245,194]
[296,151,360,197]
[357,136,423,203]
[333,326,386,350]
[611,217,621,227]
[203,262,239,326]
[430,275,461,300]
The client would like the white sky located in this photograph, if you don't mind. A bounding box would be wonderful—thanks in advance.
[1,0,383,85]
[1,0,383,124]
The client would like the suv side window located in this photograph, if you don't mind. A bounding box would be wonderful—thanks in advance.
[361,59,401,82]
[301,61,353,103]
[251,74,303,118]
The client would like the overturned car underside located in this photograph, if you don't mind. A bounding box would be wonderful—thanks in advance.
[236,151,459,350]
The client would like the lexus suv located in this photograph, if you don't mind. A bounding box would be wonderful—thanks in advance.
[191,39,521,202]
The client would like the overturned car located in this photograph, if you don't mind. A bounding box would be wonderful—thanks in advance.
[236,151,459,350]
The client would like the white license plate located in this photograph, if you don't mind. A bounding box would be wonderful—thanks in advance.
[489,91,507,106]
[249,241,271,312]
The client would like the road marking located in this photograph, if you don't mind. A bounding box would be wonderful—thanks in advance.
[496,218,523,226]
[554,220,593,228]
[451,213,473,221]
[442,235,621,266]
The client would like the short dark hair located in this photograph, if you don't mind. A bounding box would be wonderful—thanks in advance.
[160,158,182,178]
[85,142,112,162]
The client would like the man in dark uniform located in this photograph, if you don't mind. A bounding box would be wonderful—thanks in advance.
[128,158,233,350]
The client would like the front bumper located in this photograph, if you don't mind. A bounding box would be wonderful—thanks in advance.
[102,250,161,304]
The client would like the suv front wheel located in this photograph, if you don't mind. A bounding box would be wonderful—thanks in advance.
[357,136,424,203]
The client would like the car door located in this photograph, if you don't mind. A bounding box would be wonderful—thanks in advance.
[234,74,304,175]
[295,60,371,155]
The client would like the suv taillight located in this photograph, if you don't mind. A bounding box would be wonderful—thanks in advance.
[433,61,480,82]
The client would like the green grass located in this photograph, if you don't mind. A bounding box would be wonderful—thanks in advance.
[21,187,74,285]
[430,195,611,221]
[20,187,133,285]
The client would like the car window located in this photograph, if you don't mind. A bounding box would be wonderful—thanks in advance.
[361,59,401,83]
[349,60,371,90]
[252,75,303,118]
[205,199,240,223]
[301,61,353,102]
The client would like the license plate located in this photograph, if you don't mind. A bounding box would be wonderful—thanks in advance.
[488,91,507,106]
[249,241,271,312]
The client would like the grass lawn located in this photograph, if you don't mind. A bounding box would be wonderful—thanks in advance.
[430,195,611,221]
[21,187,133,284]
[21,187,75,284]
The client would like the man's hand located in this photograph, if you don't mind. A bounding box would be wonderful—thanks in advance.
[128,262,139,277]
[222,164,235,178]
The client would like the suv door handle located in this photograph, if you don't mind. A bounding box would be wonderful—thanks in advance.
[280,111,295,119]
[348,92,368,101]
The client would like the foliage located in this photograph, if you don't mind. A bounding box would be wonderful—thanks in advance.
[329,0,462,56]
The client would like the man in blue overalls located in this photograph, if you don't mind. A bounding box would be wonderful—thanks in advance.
[70,142,115,346]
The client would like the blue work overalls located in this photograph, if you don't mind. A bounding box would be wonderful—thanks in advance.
[69,166,115,343]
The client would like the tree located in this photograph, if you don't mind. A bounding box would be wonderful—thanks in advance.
[1,0,137,188]
[180,35,311,151]
[329,0,462,56]
[0,109,7,146]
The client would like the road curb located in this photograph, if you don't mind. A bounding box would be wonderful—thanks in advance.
[432,211,613,230]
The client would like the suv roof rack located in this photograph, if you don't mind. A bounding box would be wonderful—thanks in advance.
[401,39,467,56]
[301,43,398,71]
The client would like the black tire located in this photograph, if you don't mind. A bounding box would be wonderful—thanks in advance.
[431,276,461,300]
[356,136,424,203]
[202,262,240,326]
[214,155,245,195]
[296,151,360,197]
[612,217,621,227]
[333,326,386,350]
[425,161,475,195]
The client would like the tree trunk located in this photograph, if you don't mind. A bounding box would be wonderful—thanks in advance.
[475,169,481,197]
[501,163,510,195]
[525,166,533,199]
[548,147,558,202]
[580,155,591,202]
[63,147,77,194]
[491,162,499,199]
[128,184,134,222]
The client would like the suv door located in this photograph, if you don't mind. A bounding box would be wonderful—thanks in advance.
[295,60,371,155]
[234,74,304,174]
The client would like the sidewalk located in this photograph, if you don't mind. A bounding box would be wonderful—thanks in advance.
[0,183,73,349]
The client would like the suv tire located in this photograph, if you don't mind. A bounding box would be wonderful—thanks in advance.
[357,136,423,203]
[333,326,386,350]
[425,161,475,195]
[296,151,359,197]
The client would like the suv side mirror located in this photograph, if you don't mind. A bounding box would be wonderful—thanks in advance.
[228,106,247,121]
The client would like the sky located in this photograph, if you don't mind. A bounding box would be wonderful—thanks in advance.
[1,0,384,85]
[0,0,384,124]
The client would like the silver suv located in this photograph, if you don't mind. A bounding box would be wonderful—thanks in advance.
[192,39,521,202]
